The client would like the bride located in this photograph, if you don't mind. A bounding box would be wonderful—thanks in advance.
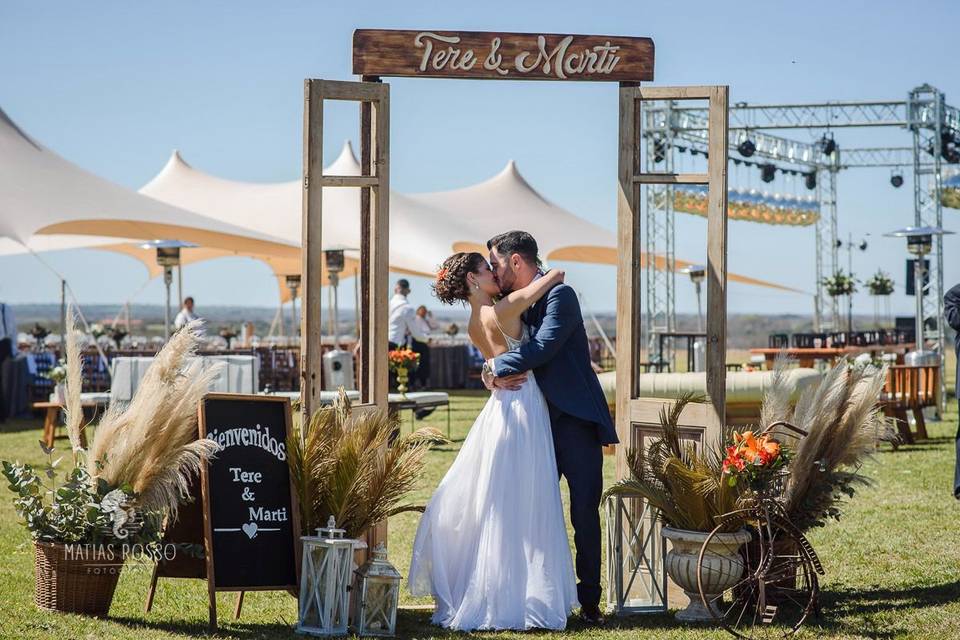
[408,251,578,631]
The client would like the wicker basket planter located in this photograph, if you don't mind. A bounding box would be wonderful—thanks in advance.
[34,541,125,616]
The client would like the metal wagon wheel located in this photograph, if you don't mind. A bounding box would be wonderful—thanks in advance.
[696,511,821,639]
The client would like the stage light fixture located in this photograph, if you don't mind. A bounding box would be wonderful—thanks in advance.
[804,172,817,190]
[819,134,836,156]
[761,163,776,183]
[738,139,756,157]
[890,173,904,188]
[653,138,666,163]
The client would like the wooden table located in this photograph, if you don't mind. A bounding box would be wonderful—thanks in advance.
[33,400,105,449]
[749,344,914,369]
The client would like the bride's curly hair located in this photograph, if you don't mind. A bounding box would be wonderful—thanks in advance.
[433,252,486,305]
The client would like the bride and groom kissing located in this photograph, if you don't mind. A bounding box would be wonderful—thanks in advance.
[408,230,618,631]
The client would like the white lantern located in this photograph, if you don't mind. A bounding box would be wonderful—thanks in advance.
[605,493,668,615]
[297,516,356,636]
[351,543,401,636]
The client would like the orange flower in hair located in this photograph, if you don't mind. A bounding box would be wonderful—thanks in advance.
[436,268,448,281]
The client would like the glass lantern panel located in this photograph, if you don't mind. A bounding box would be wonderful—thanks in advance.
[605,494,666,614]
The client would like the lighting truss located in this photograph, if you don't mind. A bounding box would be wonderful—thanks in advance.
[639,85,956,407]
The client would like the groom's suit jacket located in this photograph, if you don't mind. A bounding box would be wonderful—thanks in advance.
[492,282,618,445]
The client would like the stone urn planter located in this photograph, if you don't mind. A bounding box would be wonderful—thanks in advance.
[662,526,752,622]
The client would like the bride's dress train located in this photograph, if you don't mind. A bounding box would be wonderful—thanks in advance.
[408,340,578,630]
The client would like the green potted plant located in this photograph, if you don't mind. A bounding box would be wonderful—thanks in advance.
[2,312,220,616]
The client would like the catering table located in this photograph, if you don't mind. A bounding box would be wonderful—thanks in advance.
[110,355,259,404]
[427,343,473,389]
[749,343,915,369]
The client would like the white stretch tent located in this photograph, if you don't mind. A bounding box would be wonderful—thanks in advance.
[136,144,799,295]
[0,107,297,260]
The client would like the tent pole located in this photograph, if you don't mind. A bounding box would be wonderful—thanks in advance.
[177,265,183,308]
[59,279,66,353]
[354,267,360,338]
[163,267,173,341]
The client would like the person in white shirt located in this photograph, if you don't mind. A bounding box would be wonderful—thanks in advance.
[388,279,430,391]
[388,280,427,349]
[413,305,438,389]
[173,296,201,331]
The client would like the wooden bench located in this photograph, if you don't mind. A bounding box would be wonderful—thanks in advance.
[879,364,939,445]
[33,400,103,449]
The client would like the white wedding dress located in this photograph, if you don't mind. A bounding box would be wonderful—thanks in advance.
[408,325,578,631]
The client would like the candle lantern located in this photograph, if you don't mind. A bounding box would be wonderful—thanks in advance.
[351,543,401,636]
[297,516,355,637]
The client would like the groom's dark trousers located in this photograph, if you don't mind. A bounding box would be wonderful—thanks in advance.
[492,282,618,610]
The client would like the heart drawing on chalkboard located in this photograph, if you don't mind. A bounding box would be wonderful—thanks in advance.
[242,522,259,539]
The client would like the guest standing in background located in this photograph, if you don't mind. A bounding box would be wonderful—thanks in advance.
[388,279,428,389]
[174,296,200,330]
[944,282,960,499]
[0,301,15,422]
[412,305,438,390]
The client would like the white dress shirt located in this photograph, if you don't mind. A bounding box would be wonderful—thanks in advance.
[173,308,200,330]
[388,294,427,346]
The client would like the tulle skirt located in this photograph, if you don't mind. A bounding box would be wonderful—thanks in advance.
[408,374,579,630]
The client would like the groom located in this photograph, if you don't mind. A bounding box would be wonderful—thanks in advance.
[481,230,618,624]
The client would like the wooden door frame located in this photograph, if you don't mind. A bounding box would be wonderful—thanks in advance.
[301,79,390,420]
[616,85,730,480]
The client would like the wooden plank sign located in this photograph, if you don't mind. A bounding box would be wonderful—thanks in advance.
[354,30,654,82]
[198,393,300,625]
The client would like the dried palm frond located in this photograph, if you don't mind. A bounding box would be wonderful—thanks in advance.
[61,305,85,458]
[88,321,220,519]
[603,394,743,532]
[776,360,894,532]
[288,388,446,538]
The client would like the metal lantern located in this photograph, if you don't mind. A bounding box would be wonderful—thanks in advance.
[297,516,356,636]
[605,493,667,615]
[351,543,401,636]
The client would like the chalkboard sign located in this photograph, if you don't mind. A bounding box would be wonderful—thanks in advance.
[198,394,300,598]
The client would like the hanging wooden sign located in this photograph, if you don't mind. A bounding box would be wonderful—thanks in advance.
[353,30,654,82]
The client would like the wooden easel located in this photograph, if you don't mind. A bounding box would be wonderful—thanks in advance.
[145,394,300,630]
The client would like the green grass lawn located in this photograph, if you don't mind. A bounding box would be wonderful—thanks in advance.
[0,390,958,639]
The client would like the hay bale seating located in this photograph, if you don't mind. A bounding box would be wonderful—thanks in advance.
[596,368,822,427]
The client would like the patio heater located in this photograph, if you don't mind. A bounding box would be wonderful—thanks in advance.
[680,264,706,372]
[322,246,356,391]
[883,227,954,366]
[285,274,301,341]
[679,264,706,331]
[140,240,197,341]
[324,247,346,346]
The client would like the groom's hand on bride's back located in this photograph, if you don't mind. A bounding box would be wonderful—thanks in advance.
[481,368,527,391]
[494,373,527,390]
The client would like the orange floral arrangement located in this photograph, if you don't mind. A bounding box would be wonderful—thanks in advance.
[387,348,420,373]
[722,430,789,488]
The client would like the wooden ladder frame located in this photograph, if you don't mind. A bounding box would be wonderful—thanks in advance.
[301,79,390,549]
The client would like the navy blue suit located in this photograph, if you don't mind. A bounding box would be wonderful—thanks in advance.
[492,282,617,610]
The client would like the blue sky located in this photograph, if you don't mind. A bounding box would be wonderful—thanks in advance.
[2,0,958,316]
